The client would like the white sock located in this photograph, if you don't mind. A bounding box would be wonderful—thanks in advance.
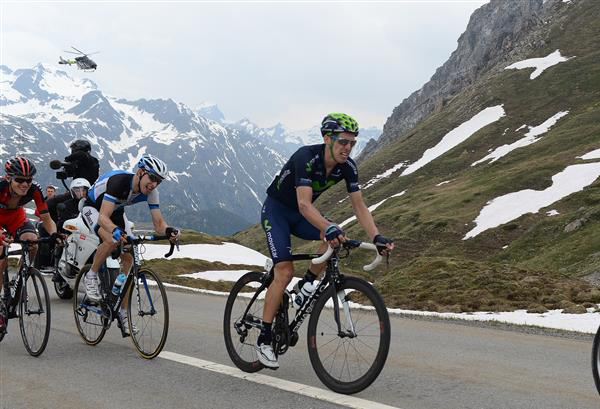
[87,270,98,280]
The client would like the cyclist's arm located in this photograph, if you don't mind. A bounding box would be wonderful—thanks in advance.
[149,208,168,235]
[297,187,331,235]
[39,212,57,236]
[97,200,118,233]
[348,190,378,240]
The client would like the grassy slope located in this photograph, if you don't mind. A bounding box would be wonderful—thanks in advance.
[234,1,600,313]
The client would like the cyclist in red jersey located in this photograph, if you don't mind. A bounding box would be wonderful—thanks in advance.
[0,157,59,332]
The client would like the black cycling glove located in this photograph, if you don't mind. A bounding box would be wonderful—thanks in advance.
[165,226,180,239]
[325,224,344,243]
[373,234,393,255]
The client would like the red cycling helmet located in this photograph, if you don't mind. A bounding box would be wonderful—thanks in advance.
[5,157,37,178]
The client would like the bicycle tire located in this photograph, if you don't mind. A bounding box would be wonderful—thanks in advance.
[73,265,107,346]
[591,325,600,395]
[307,276,390,394]
[54,277,73,300]
[127,269,169,359]
[19,268,51,357]
[223,271,266,373]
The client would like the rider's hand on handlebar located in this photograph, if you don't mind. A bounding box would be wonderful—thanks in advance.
[112,227,125,243]
[165,226,180,243]
[324,224,346,248]
[373,234,394,256]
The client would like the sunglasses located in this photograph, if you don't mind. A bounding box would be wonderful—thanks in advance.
[146,172,163,184]
[334,138,357,148]
[13,177,33,184]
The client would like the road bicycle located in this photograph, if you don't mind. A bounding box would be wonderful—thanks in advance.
[224,240,391,394]
[73,234,176,359]
[0,235,53,356]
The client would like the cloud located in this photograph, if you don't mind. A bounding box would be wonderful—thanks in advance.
[1,1,486,129]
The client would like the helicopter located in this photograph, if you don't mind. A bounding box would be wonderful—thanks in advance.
[58,46,98,71]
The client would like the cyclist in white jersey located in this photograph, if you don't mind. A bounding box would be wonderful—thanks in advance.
[81,154,179,334]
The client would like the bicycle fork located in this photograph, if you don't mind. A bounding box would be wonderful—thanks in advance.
[332,287,357,339]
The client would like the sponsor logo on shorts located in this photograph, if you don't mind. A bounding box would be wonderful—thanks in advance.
[266,231,278,259]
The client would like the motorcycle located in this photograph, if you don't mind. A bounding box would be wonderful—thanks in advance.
[39,160,123,299]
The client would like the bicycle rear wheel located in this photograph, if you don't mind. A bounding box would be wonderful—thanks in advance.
[19,268,51,356]
[223,271,267,373]
[307,276,390,394]
[73,265,108,345]
[127,269,169,359]
[591,325,600,395]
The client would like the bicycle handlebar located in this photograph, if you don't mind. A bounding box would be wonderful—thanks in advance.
[311,240,383,271]
[123,235,179,258]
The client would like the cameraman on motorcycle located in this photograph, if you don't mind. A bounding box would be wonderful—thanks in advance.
[46,139,99,223]
[37,140,99,269]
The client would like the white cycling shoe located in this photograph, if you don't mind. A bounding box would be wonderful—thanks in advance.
[84,274,101,301]
[117,311,139,336]
[256,343,279,369]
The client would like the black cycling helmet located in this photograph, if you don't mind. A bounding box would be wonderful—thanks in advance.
[70,139,92,153]
[5,157,37,178]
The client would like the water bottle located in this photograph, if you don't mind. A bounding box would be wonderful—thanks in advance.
[293,281,316,309]
[111,273,126,296]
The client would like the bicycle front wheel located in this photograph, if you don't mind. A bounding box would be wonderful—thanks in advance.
[223,271,266,373]
[307,276,390,394]
[591,325,600,395]
[127,269,169,359]
[19,268,51,356]
[73,265,108,345]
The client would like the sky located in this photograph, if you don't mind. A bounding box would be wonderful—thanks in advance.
[1,0,486,130]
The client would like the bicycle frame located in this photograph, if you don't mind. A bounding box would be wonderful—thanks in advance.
[239,247,352,356]
[2,240,46,319]
[77,235,175,335]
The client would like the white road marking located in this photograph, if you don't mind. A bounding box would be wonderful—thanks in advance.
[160,351,400,409]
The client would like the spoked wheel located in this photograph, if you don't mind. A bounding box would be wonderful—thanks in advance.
[19,268,51,356]
[127,269,169,359]
[73,265,108,346]
[54,276,73,299]
[223,271,267,373]
[307,276,391,394]
[591,325,600,395]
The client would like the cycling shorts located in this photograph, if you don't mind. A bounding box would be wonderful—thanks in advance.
[260,196,321,264]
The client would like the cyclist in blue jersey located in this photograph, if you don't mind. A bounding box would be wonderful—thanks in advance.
[257,113,394,368]
[81,154,180,334]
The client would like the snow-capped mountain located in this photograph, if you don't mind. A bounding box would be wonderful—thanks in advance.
[230,119,377,158]
[0,63,287,235]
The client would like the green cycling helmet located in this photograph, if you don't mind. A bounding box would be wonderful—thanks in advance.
[320,112,359,137]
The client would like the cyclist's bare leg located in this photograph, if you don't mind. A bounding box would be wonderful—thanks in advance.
[92,227,118,273]
[263,261,293,324]
[19,231,38,266]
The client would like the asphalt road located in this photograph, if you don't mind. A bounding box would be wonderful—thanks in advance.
[1,282,599,409]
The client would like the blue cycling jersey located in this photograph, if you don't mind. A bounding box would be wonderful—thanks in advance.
[266,144,359,210]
